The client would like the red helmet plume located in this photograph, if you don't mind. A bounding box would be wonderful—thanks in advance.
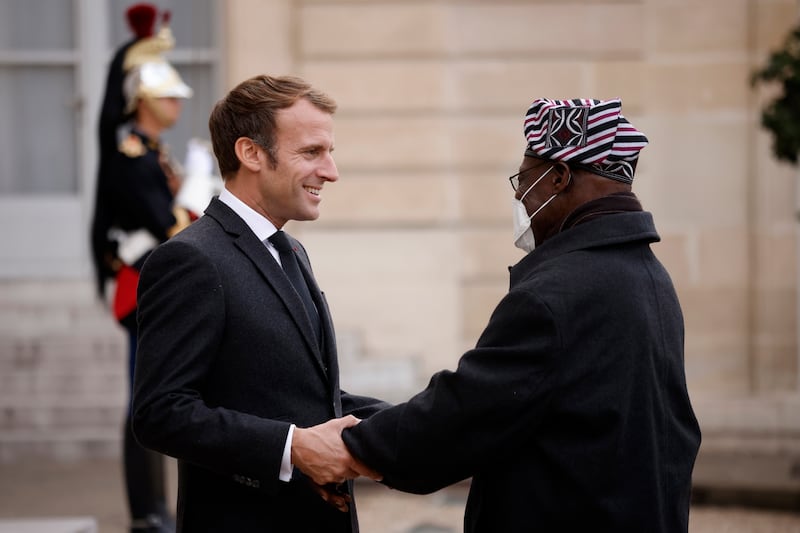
[125,3,158,39]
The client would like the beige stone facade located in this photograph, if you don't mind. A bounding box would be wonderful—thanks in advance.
[2,0,799,496]
[221,0,800,395]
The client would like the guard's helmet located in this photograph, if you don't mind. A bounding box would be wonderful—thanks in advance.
[122,12,192,114]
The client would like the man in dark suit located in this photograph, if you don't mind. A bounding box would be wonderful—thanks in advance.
[341,98,701,532]
[132,74,387,532]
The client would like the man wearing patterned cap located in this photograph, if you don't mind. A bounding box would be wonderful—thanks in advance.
[340,98,702,532]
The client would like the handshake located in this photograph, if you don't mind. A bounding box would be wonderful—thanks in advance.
[290,415,381,512]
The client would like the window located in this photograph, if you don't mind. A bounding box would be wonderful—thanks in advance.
[0,0,77,195]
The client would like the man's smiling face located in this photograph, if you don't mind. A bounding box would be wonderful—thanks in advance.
[256,98,339,228]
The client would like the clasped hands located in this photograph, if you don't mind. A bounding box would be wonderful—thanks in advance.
[291,415,382,512]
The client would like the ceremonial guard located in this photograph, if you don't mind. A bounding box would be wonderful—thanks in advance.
[89,6,193,532]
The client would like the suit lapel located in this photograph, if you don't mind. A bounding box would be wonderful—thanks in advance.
[295,251,341,401]
[205,198,329,380]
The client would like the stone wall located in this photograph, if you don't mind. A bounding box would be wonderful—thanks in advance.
[223,0,800,394]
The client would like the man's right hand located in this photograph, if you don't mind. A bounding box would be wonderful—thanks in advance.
[291,415,382,486]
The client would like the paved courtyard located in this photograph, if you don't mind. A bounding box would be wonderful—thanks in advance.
[0,458,798,533]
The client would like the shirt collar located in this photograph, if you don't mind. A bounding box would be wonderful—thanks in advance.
[217,187,278,242]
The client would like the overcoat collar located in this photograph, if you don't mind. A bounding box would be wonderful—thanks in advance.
[509,211,660,287]
[204,197,331,382]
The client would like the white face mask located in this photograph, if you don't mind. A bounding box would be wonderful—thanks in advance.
[513,166,558,253]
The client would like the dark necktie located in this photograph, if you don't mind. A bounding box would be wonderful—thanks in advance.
[268,231,321,345]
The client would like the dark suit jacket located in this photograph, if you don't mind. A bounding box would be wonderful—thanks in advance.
[344,211,701,533]
[132,197,387,532]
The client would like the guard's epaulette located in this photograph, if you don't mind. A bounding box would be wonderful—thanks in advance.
[119,133,146,158]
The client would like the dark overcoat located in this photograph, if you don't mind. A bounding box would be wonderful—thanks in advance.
[133,197,387,532]
[344,210,701,533]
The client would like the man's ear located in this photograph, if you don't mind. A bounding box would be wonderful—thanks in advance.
[551,162,572,193]
[234,137,262,172]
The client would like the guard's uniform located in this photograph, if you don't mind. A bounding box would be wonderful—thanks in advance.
[105,129,190,329]
[87,7,193,531]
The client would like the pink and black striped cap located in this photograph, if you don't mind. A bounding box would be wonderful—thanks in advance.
[523,98,648,184]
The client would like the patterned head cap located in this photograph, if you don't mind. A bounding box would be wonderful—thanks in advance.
[523,98,648,184]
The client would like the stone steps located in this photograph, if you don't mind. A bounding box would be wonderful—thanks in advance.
[0,281,128,462]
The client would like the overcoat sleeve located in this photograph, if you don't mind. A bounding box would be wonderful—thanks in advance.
[132,238,291,492]
[342,288,560,494]
[340,392,390,419]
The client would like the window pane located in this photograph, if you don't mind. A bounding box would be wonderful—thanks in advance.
[0,0,73,50]
[0,67,77,194]
[163,0,214,48]
[109,0,214,48]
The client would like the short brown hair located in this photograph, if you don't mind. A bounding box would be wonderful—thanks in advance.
[208,75,337,178]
